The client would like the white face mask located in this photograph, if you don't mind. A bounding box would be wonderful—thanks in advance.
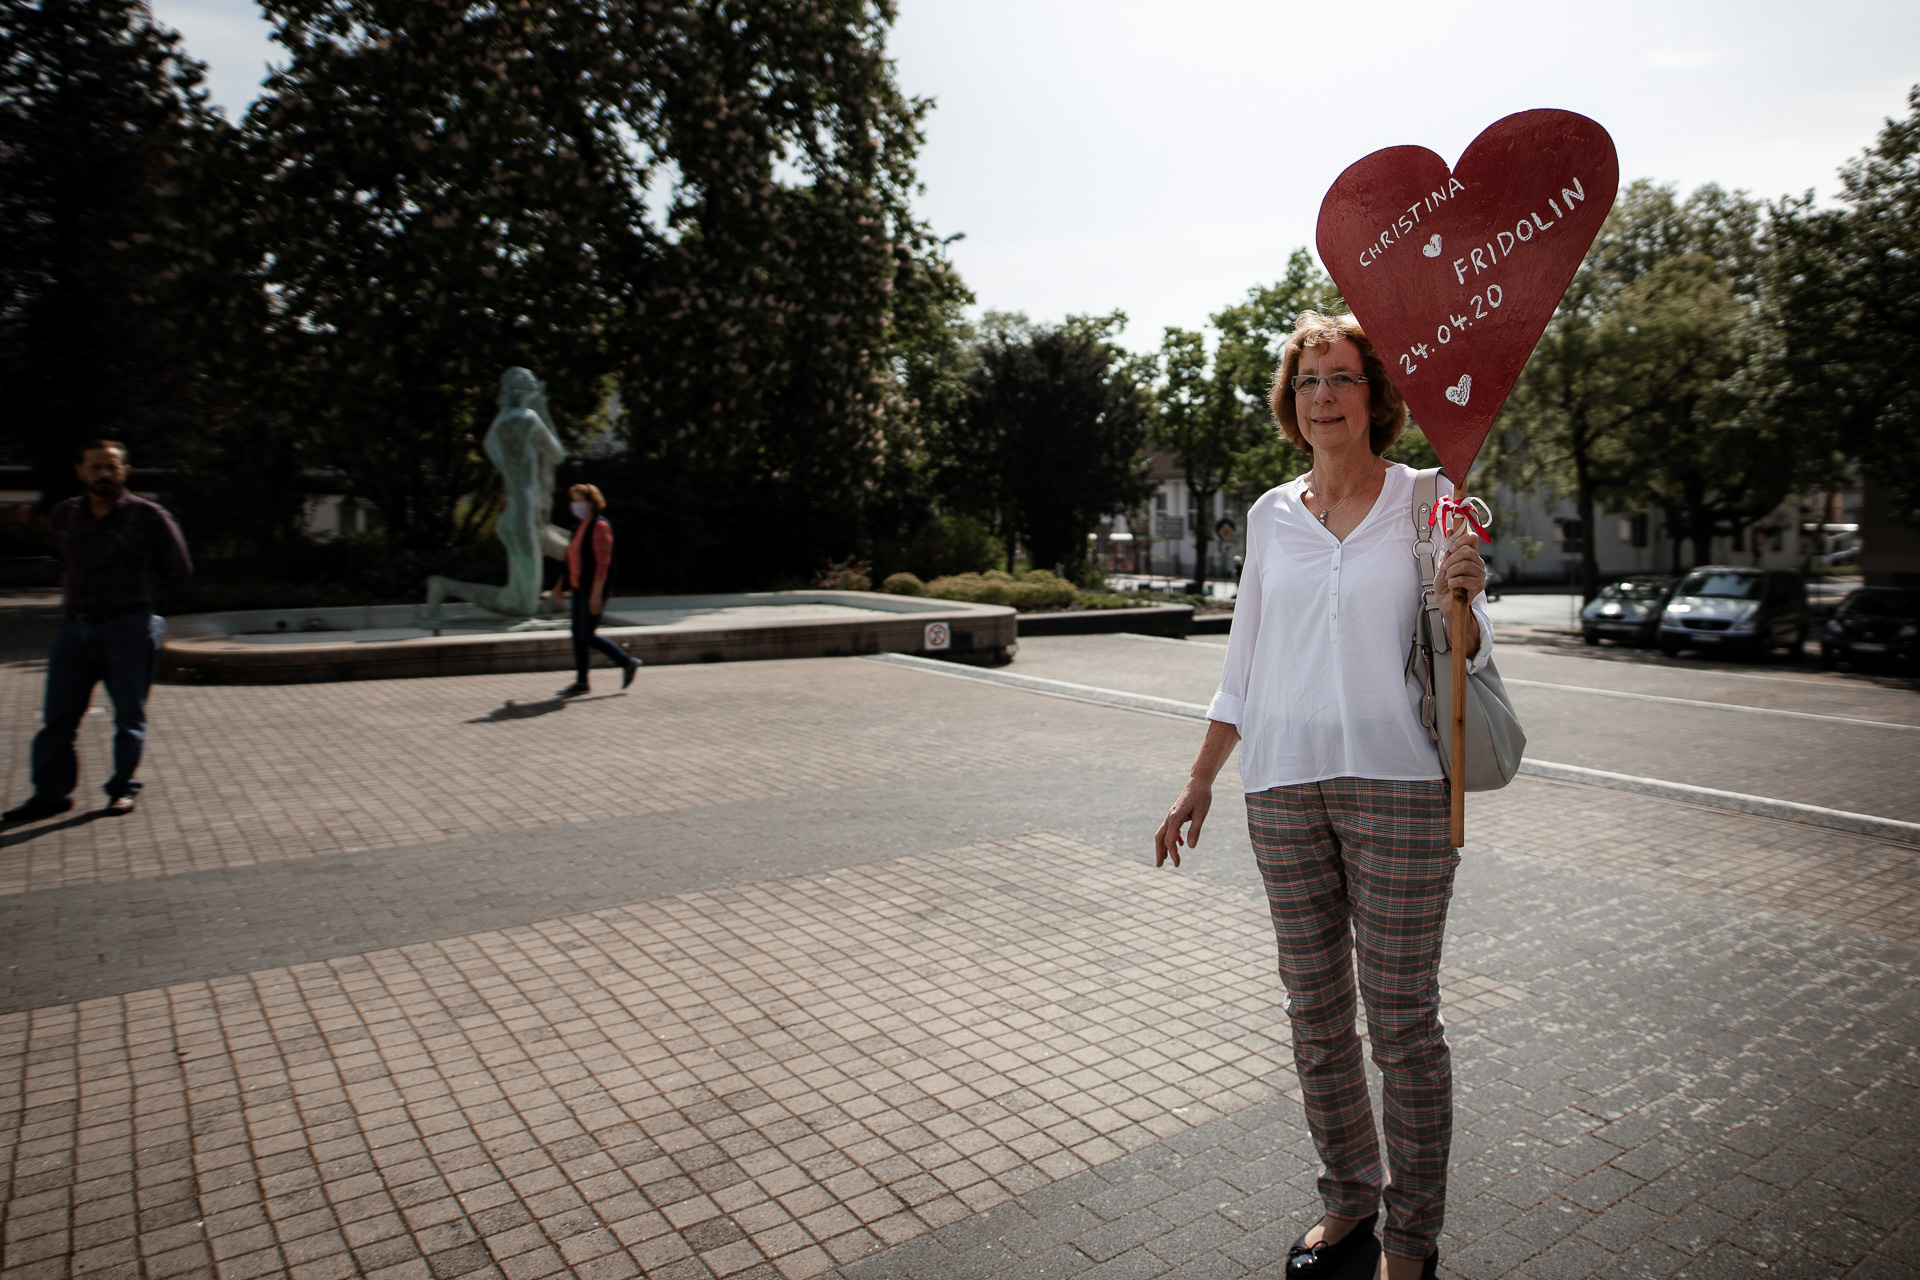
[570,501,592,520]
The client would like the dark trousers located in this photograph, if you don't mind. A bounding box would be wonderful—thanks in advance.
[1246,777,1458,1260]
[32,612,157,802]
[570,589,631,681]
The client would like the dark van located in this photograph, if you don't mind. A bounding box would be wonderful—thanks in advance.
[1657,566,1809,661]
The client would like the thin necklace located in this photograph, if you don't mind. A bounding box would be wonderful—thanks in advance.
[1304,472,1356,526]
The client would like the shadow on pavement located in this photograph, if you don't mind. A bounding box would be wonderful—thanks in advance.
[464,692,623,723]
[0,808,109,849]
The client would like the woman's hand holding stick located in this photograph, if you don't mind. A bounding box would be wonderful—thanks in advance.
[1435,485,1489,848]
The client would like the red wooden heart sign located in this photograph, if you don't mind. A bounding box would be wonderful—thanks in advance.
[1316,109,1618,482]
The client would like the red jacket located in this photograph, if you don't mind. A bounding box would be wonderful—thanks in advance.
[566,516,614,589]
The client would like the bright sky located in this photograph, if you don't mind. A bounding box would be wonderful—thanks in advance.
[155,0,1920,353]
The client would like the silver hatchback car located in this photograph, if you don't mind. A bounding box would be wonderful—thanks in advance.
[1581,576,1677,646]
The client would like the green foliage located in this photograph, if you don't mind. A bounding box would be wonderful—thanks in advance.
[0,0,263,514]
[1605,254,1798,568]
[1135,251,1344,580]
[1216,249,1345,500]
[1765,85,1920,525]
[1213,249,1345,414]
[1229,434,1311,496]
[920,568,1078,609]
[814,558,871,591]
[1494,181,1794,595]
[937,317,1151,576]
[236,0,965,582]
[246,0,656,550]
[1150,325,1250,587]
[880,571,924,596]
[1064,591,1158,611]
[612,2,970,588]
[900,512,1003,580]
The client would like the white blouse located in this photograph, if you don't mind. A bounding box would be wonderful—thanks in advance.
[1206,464,1494,793]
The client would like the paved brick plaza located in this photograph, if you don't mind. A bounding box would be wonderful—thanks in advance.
[1,598,1915,1279]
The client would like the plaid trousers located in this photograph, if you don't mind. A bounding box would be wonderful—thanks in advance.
[1246,777,1458,1260]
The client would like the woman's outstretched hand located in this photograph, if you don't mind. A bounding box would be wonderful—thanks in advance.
[1155,778,1213,868]
[1158,720,1240,868]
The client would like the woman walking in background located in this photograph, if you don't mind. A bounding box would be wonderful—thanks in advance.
[556,483,641,696]
[1154,312,1492,1280]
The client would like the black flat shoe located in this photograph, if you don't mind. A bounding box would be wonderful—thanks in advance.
[1286,1213,1380,1276]
[621,659,641,690]
[557,681,590,697]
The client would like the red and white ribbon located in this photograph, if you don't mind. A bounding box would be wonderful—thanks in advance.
[1429,495,1492,543]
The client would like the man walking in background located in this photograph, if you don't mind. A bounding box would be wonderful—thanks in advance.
[2,440,192,823]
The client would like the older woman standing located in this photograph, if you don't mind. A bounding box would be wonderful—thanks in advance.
[1154,312,1491,1280]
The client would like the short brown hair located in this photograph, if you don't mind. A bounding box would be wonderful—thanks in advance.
[570,483,606,512]
[1267,312,1407,456]
[77,439,129,465]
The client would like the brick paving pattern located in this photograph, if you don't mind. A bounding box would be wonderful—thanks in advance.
[0,836,1526,1280]
[0,648,1188,898]
[0,607,1914,1278]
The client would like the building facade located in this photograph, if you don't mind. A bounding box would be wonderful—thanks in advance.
[1093,457,1863,590]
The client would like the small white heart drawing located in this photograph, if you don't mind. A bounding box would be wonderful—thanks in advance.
[1444,374,1472,406]
[1422,233,1443,258]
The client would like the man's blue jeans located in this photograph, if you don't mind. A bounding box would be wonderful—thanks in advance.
[31,612,156,802]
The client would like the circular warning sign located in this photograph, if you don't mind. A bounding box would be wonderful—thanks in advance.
[923,622,951,651]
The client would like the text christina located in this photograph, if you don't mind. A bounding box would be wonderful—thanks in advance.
[1356,179,1469,267]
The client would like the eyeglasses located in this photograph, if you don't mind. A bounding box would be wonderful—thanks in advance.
[1291,373,1368,395]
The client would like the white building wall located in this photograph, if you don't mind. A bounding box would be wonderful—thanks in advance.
[1485,486,1811,581]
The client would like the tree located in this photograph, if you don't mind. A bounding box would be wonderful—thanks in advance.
[1152,327,1254,591]
[1146,250,1453,585]
[1215,250,1344,498]
[865,285,978,578]
[1602,254,1800,570]
[613,1,968,589]
[942,314,1150,575]
[1498,182,1776,597]
[1765,85,1920,526]
[0,0,228,500]
[246,0,658,551]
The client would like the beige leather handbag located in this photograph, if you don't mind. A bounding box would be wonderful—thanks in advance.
[1406,468,1526,791]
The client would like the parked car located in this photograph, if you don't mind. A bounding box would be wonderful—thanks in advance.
[1821,587,1920,671]
[1657,566,1808,661]
[1580,575,1677,646]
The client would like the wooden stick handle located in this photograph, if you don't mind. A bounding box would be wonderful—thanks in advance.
[1450,478,1469,849]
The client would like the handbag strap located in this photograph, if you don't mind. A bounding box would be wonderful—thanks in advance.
[1411,467,1449,655]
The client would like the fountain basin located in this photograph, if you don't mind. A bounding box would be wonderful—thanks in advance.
[162,591,1016,684]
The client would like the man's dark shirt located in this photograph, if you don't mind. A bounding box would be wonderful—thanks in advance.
[50,493,193,618]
